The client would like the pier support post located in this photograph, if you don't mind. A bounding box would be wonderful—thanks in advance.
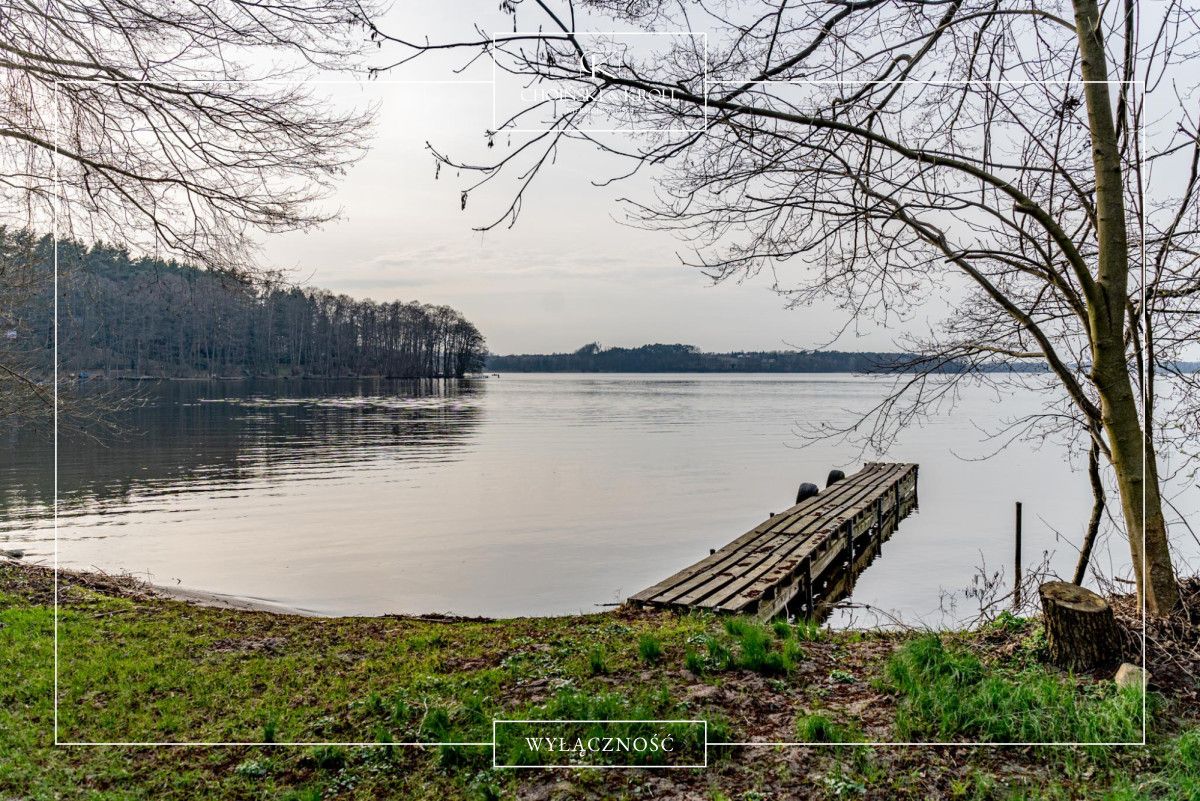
[1014,502,1023,609]
[802,557,814,615]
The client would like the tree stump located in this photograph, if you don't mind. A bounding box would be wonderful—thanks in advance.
[1038,581,1121,671]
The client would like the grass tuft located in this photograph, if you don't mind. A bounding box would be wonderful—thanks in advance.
[793,617,824,641]
[795,714,861,743]
[687,618,803,676]
[309,745,346,771]
[986,610,1030,634]
[588,646,609,675]
[732,620,795,676]
[419,707,452,742]
[638,634,664,664]
[280,789,323,801]
[884,634,1146,746]
[706,638,732,670]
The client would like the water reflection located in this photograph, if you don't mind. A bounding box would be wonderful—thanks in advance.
[0,378,485,529]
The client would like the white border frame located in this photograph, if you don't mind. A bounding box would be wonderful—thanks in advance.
[50,61,1147,752]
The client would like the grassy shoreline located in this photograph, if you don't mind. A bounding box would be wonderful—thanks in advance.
[3,562,1197,800]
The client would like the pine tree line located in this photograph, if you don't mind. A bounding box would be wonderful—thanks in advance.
[6,232,487,380]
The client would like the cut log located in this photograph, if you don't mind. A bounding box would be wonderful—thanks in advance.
[1038,581,1121,671]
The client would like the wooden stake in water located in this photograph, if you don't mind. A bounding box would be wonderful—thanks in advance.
[1013,501,1023,610]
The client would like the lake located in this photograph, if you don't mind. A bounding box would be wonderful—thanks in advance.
[0,374,1165,624]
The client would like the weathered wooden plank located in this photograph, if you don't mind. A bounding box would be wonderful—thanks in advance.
[778,464,899,534]
[662,485,880,607]
[763,462,888,534]
[643,470,888,606]
[631,462,919,617]
[635,464,907,613]
[629,471,875,604]
[652,465,907,609]
[691,474,900,610]
[710,529,845,614]
[639,471,887,606]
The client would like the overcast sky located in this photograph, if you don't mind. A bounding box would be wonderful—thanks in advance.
[260,5,933,356]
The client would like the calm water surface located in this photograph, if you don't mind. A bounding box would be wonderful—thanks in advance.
[0,374,1173,623]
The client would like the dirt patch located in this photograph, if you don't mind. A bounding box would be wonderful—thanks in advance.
[207,636,289,655]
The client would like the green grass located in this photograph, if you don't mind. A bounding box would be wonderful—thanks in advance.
[637,633,664,664]
[1,564,1193,801]
[1089,728,1200,801]
[308,745,346,771]
[794,713,862,743]
[716,617,804,676]
[0,567,734,799]
[884,635,1146,745]
[706,637,733,670]
[588,645,609,675]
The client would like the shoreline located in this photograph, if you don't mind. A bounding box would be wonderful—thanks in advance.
[150,581,498,623]
[5,559,504,622]
[148,581,322,617]
[2,558,321,617]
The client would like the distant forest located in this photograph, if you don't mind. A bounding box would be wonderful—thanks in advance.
[485,343,1042,373]
[9,233,487,379]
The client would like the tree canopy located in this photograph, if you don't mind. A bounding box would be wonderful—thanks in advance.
[1,0,385,428]
[6,232,487,391]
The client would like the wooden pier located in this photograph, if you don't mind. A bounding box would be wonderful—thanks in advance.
[630,462,918,620]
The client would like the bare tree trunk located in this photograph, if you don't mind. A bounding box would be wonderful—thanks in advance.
[1073,435,1104,585]
[1073,0,1177,614]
